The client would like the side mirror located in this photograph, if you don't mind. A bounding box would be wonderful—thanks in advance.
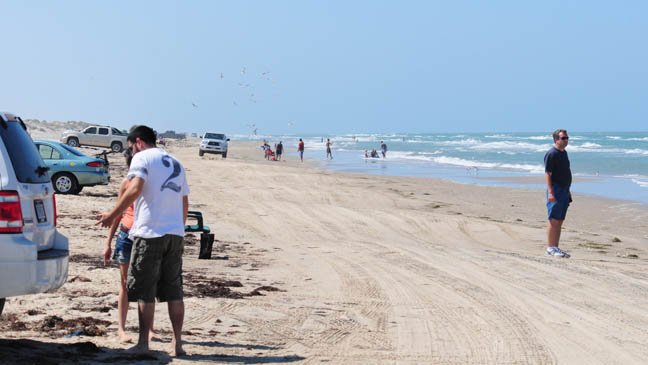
[199,135,203,139]
[226,138,230,142]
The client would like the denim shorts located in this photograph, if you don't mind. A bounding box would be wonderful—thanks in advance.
[112,230,133,265]
[547,184,570,221]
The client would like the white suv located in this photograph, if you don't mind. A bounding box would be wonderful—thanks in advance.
[199,132,229,158]
[0,112,69,316]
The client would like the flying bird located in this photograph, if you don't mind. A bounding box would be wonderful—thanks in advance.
[192,103,198,108]
[220,73,224,79]
[287,122,293,126]
[241,66,246,74]
[233,100,238,106]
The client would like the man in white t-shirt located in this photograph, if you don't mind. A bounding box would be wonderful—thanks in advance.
[96,125,189,356]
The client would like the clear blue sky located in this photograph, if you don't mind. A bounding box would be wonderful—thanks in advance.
[1,1,646,134]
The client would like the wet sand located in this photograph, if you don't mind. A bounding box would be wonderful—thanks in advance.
[1,139,647,364]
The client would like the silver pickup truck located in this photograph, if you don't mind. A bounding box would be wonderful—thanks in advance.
[60,125,128,152]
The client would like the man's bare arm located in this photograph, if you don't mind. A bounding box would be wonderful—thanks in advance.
[96,177,145,228]
[545,172,556,202]
[183,195,189,225]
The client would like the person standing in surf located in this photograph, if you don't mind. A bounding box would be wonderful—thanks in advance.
[298,138,305,163]
[326,138,333,160]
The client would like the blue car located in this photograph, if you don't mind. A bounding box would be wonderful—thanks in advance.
[34,140,110,194]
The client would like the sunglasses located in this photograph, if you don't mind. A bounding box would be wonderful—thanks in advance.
[560,136,569,140]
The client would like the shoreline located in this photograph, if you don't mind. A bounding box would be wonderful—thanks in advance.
[230,133,648,205]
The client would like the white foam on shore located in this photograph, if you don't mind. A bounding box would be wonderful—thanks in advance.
[432,156,545,173]
[469,141,549,152]
[380,151,545,173]
[632,179,648,188]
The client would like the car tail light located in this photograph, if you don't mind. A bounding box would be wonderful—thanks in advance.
[53,193,57,227]
[0,191,23,233]
[86,161,102,167]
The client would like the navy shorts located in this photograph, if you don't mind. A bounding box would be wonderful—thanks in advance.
[547,185,570,221]
[112,230,133,265]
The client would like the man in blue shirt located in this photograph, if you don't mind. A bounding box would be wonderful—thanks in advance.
[544,129,572,258]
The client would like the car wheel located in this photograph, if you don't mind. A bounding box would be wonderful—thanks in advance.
[53,173,78,194]
[75,186,84,194]
[222,152,227,158]
[0,298,5,317]
[199,150,204,156]
[67,137,79,147]
[111,142,122,153]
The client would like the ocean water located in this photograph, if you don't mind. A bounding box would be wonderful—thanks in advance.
[232,132,648,204]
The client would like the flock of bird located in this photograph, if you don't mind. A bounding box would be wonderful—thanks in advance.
[191,66,293,135]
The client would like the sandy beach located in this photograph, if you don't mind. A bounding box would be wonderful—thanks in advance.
[1,138,648,364]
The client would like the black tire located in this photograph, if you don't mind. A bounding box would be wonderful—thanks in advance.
[110,141,122,153]
[75,186,84,194]
[67,137,79,147]
[199,150,204,157]
[0,298,5,317]
[222,152,227,158]
[52,173,79,194]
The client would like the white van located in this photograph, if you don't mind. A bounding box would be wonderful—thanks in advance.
[0,112,69,316]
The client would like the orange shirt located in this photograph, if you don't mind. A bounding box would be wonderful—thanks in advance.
[120,180,135,230]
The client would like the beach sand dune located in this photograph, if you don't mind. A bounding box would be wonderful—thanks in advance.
[1,140,647,364]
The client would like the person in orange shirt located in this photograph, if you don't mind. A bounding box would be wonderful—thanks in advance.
[298,138,305,162]
[104,149,155,343]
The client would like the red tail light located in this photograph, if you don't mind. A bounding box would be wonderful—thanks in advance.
[0,191,23,233]
[86,161,102,167]
[53,193,57,227]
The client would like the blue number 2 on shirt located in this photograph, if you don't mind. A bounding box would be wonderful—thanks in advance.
[160,155,182,193]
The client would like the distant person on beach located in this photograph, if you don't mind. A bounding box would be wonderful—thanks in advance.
[266,145,273,160]
[371,149,379,158]
[326,138,333,160]
[103,148,155,343]
[276,141,283,161]
[298,138,304,162]
[364,149,369,158]
[96,125,190,356]
[544,129,572,258]
[380,141,388,158]
[262,142,270,158]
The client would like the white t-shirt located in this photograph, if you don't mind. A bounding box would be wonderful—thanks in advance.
[127,148,190,239]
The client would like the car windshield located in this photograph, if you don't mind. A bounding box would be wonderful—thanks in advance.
[0,121,50,183]
[60,143,85,157]
[204,133,225,140]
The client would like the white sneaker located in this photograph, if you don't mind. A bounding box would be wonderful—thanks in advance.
[546,246,570,258]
